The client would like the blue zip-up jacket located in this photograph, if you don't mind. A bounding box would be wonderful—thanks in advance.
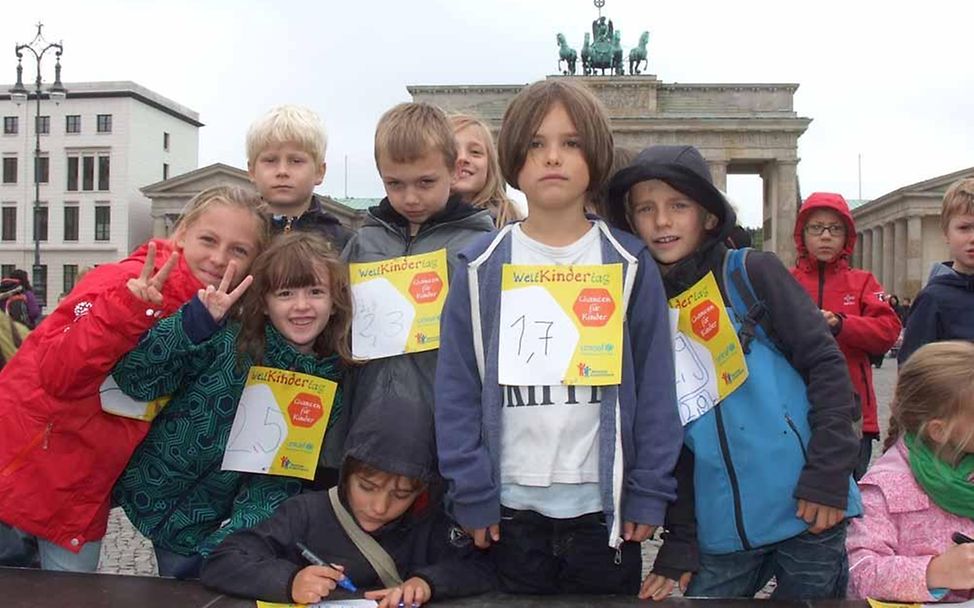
[434,220,682,548]
[898,262,974,365]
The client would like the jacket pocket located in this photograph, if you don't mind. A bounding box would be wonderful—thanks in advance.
[0,422,52,477]
[783,413,808,461]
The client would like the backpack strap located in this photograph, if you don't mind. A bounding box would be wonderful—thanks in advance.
[328,486,404,588]
[722,248,785,355]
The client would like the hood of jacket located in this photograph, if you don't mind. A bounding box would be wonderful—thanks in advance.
[606,145,737,297]
[928,261,974,291]
[367,195,491,234]
[794,192,857,273]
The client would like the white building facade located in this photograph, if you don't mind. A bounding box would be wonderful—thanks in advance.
[0,81,200,307]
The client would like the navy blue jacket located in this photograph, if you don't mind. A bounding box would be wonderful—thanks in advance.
[898,263,974,364]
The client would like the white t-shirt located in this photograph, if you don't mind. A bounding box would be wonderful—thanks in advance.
[500,223,603,518]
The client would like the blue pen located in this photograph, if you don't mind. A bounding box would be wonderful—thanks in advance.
[296,541,358,593]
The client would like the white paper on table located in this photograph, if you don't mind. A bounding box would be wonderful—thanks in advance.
[222,383,288,474]
[311,600,378,608]
[497,285,579,385]
[351,277,416,360]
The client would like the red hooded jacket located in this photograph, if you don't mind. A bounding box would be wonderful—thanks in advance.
[791,193,901,434]
[0,239,202,551]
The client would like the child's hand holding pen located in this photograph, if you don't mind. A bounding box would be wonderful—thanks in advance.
[925,532,974,591]
[364,576,432,608]
[292,542,359,605]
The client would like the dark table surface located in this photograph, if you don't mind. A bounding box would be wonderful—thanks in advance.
[0,567,870,608]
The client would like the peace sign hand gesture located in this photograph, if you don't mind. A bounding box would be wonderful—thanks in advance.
[126,242,179,305]
[197,261,253,323]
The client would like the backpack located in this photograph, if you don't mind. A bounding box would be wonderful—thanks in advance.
[722,248,788,358]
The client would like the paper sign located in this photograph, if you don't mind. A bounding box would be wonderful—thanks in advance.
[668,272,748,425]
[222,366,337,481]
[350,249,449,360]
[99,375,170,421]
[498,264,623,386]
[257,600,378,608]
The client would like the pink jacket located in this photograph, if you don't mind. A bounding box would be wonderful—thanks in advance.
[847,440,974,602]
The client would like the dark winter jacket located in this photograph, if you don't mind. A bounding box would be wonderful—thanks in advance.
[898,263,974,364]
[201,395,496,603]
[111,297,345,556]
[338,196,494,460]
[271,194,353,252]
[606,145,859,565]
[791,192,901,434]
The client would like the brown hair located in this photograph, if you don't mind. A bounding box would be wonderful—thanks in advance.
[171,185,270,251]
[589,145,637,217]
[374,102,457,171]
[236,232,353,365]
[940,177,974,232]
[497,79,614,196]
[343,456,425,493]
[884,341,974,464]
[449,114,523,227]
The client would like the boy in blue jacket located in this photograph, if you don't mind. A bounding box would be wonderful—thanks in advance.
[435,79,681,595]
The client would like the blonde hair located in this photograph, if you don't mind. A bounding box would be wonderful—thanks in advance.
[246,105,328,166]
[885,341,974,464]
[374,102,457,170]
[237,232,353,366]
[497,79,614,196]
[171,185,270,251]
[941,177,974,232]
[449,114,522,227]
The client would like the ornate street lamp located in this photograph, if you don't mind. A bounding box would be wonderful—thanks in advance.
[9,23,66,286]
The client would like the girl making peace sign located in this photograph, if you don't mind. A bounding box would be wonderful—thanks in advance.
[0,185,268,572]
[110,231,353,579]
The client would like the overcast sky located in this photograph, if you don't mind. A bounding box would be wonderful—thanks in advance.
[2,0,972,227]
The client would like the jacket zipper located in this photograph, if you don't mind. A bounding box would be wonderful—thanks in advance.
[147,459,223,538]
[817,262,826,308]
[784,413,808,461]
[0,422,53,477]
[714,406,750,550]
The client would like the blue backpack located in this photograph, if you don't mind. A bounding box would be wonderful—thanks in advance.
[682,248,861,554]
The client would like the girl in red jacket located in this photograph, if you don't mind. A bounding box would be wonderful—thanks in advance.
[791,192,901,479]
[0,185,269,572]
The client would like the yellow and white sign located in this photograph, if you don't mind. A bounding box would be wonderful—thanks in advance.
[350,249,449,360]
[256,600,377,608]
[99,375,170,422]
[222,366,337,481]
[668,272,748,425]
[498,264,623,386]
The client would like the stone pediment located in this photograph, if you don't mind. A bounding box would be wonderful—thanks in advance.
[141,163,254,198]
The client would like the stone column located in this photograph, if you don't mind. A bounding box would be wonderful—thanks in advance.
[892,218,907,297]
[152,215,167,239]
[861,228,873,273]
[851,233,862,268]
[774,160,799,268]
[708,161,728,192]
[882,222,895,292]
[905,216,924,297]
[871,226,883,283]
[761,164,776,253]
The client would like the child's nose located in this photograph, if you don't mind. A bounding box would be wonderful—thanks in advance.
[372,494,391,516]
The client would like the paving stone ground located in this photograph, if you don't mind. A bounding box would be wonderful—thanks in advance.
[97,362,899,593]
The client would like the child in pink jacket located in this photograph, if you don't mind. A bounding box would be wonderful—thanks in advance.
[847,341,974,602]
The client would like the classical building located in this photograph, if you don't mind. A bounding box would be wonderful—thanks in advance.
[0,81,200,305]
[850,166,972,299]
[410,75,809,266]
[142,163,371,237]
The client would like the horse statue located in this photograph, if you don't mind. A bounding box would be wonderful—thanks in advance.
[629,31,649,75]
[611,30,624,75]
[586,17,622,75]
[580,33,592,75]
[556,33,577,75]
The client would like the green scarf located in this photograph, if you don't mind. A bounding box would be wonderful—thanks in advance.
[905,432,974,518]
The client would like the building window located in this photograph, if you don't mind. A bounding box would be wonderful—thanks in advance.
[34,204,48,242]
[98,156,110,191]
[94,205,110,241]
[163,163,170,180]
[63,264,79,294]
[65,115,81,134]
[96,114,112,133]
[1,207,15,241]
[163,132,170,151]
[66,156,78,191]
[3,117,17,135]
[32,265,47,307]
[2,157,16,184]
[36,115,50,135]
[82,156,94,191]
[1,264,14,278]
[35,156,49,184]
[63,204,79,241]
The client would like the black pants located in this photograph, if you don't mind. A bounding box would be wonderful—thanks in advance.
[493,507,641,595]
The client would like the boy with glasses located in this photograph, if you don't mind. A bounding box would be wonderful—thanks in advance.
[791,192,901,479]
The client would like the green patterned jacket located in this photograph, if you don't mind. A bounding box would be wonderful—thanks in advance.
[110,298,344,556]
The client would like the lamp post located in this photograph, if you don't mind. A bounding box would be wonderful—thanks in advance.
[9,22,66,285]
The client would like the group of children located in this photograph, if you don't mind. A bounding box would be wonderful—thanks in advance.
[0,77,971,605]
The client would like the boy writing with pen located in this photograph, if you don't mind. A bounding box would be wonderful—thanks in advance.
[200,395,496,607]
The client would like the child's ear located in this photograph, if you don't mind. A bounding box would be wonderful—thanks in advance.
[926,419,948,445]
[316,162,326,186]
[704,212,719,231]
